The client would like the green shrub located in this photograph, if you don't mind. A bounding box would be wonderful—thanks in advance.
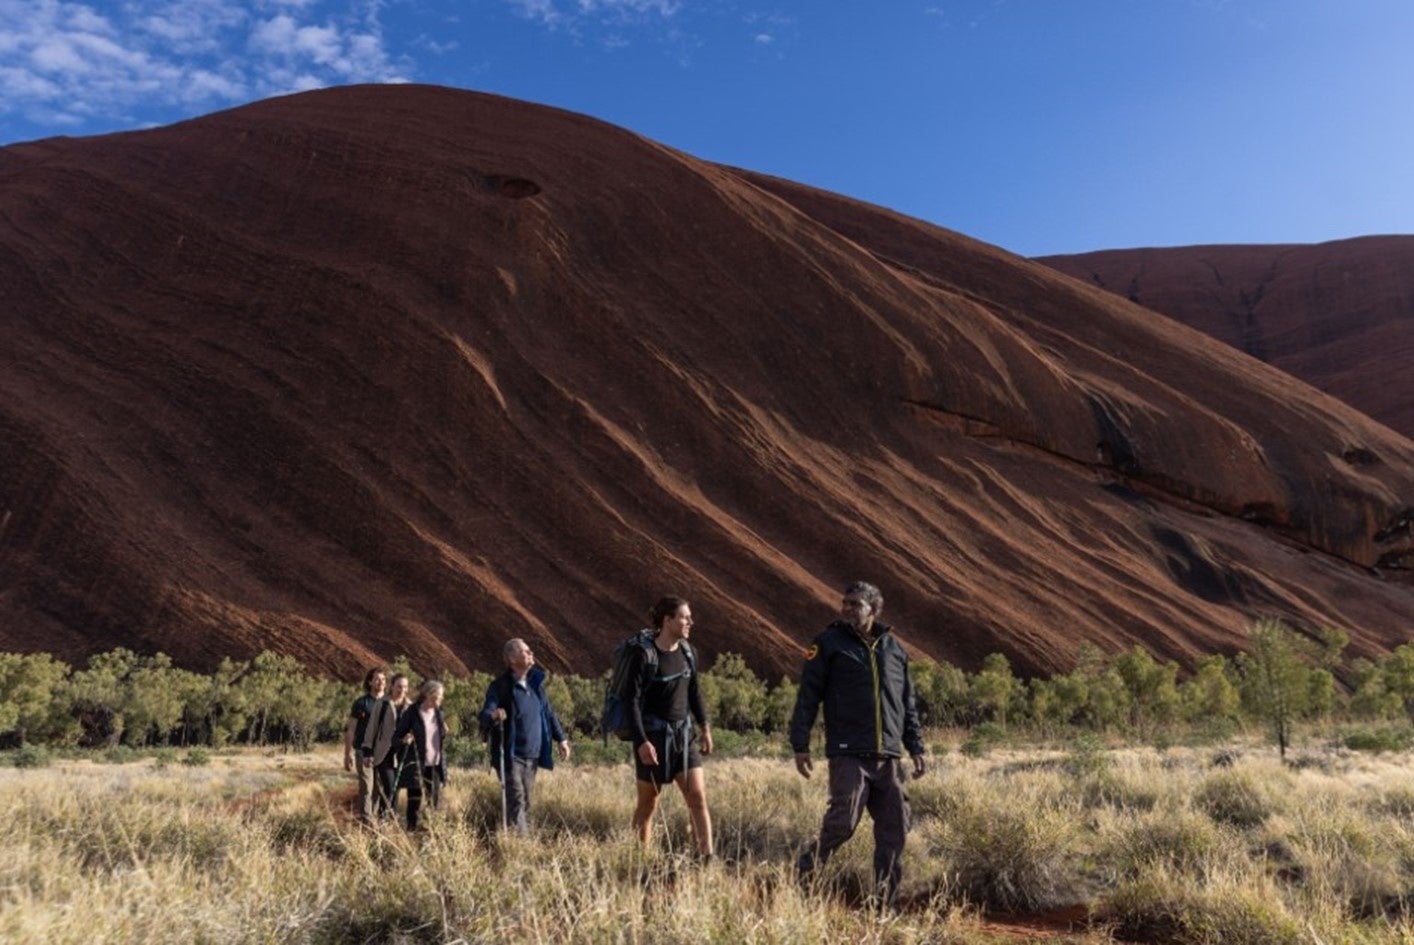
[99,744,139,764]
[972,721,1007,744]
[443,737,485,768]
[9,744,51,768]
[181,747,211,766]
[1373,786,1414,818]
[959,735,988,758]
[1283,752,1335,773]
[1077,769,1160,812]
[925,794,1081,912]
[565,737,635,767]
[1279,811,1407,920]
[1341,727,1413,753]
[1064,733,1110,777]
[267,808,345,858]
[702,728,782,758]
[1194,770,1276,828]
[1101,873,1305,945]
[960,721,1006,758]
[1105,810,1226,878]
[701,653,768,732]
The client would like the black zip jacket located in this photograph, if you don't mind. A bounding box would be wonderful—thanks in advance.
[789,620,924,759]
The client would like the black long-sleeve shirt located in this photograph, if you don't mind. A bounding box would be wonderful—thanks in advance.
[627,640,708,747]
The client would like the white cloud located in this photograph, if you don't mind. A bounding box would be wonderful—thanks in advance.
[183,68,245,101]
[508,0,680,29]
[251,15,342,64]
[508,0,562,26]
[0,65,62,100]
[289,71,326,91]
[64,7,112,34]
[29,38,90,75]
[0,0,410,136]
[413,34,459,56]
[138,1,249,54]
[742,9,793,49]
[577,0,679,14]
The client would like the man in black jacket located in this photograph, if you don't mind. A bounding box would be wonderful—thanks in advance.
[789,581,926,905]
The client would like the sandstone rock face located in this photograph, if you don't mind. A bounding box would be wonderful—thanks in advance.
[1,85,1410,678]
[1039,239,1414,439]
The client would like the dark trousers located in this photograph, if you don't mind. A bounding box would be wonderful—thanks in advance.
[500,756,539,833]
[797,755,911,904]
[374,749,416,821]
[405,764,442,830]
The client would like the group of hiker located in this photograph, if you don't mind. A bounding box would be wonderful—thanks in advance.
[343,580,926,904]
[343,672,448,830]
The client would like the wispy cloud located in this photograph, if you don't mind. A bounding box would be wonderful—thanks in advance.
[577,0,680,14]
[0,0,408,133]
[506,0,681,29]
[742,10,793,55]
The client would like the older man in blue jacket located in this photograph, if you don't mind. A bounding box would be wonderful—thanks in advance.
[789,581,926,906]
[480,638,571,833]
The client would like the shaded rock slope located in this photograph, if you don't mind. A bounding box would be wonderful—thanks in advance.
[1039,239,1414,439]
[2,84,1410,679]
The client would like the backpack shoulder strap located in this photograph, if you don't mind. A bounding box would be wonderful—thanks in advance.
[637,631,659,671]
[364,699,390,750]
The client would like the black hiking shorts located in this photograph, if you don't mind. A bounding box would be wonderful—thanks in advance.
[635,730,702,785]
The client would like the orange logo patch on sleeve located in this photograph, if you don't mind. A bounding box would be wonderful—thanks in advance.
[803,645,819,661]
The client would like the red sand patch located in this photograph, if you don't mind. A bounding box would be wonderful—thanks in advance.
[981,904,1093,939]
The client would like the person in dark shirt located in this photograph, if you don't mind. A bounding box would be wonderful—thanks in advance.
[628,596,714,858]
[343,667,386,824]
[479,638,571,832]
[789,581,926,906]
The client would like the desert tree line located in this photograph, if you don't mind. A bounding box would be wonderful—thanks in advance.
[2,618,1412,757]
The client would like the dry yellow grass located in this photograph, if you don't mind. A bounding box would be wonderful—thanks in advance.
[3,743,1414,943]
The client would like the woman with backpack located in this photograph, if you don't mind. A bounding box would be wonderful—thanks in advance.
[627,596,714,858]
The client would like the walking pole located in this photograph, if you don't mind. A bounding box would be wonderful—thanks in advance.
[372,759,392,822]
[390,740,413,819]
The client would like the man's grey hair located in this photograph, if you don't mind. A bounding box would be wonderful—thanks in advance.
[503,638,528,662]
[419,679,444,699]
[844,581,884,615]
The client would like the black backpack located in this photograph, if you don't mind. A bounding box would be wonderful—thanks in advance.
[601,629,696,741]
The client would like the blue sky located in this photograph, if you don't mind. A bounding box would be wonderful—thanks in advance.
[2,0,1411,256]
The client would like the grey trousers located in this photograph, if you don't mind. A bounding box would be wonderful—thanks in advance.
[797,755,911,903]
[501,757,539,833]
[355,755,376,822]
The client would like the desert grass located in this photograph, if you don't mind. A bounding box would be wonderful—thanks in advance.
[4,744,1414,943]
